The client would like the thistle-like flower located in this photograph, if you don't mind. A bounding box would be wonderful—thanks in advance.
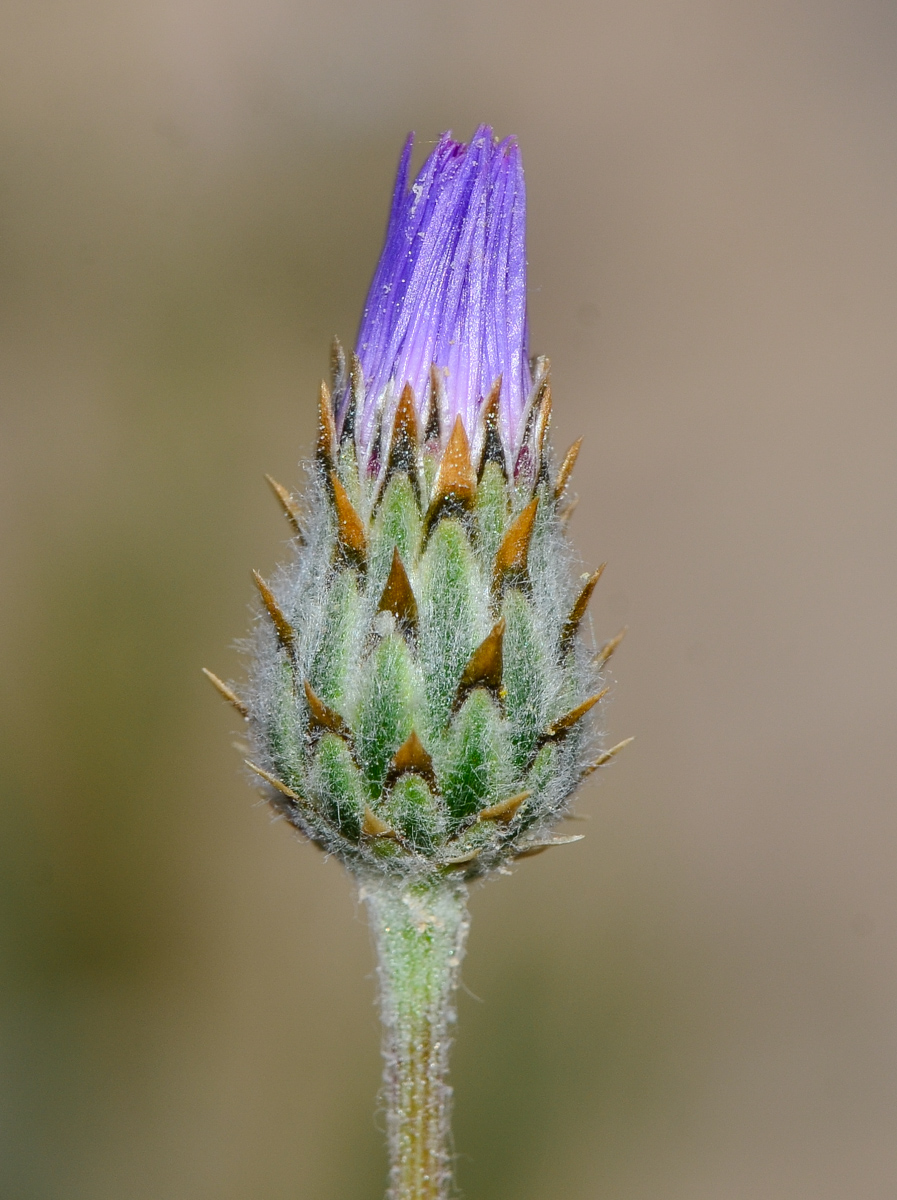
[206,126,628,1200]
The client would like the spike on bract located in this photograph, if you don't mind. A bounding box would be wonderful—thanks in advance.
[380,383,422,502]
[456,619,505,704]
[378,548,419,630]
[478,790,529,823]
[330,335,347,396]
[265,475,305,541]
[545,688,609,740]
[561,564,606,648]
[387,730,437,789]
[424,365,445,444]
[392,382,419,445]
[203,668,249,718]
[426,416,477,529]
[362,805,396,838]
[252,571,296,657]
[595,627,627,665]
[317,380,337,468]
[554,438,582,500]
[493,498,539,589]
[532,383,552,474]
[304,680,349,736]
[330,472,368,567]
[477,377,507,479]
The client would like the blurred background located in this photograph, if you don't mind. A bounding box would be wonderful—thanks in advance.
[2,1,896,1196]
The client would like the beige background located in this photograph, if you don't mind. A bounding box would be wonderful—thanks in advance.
[2,2,896,1196]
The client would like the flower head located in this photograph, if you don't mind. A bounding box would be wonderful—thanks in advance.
[207,126,623,886]
[352,126,531,454]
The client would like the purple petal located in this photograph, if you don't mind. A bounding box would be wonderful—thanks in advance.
[354,128,532,454]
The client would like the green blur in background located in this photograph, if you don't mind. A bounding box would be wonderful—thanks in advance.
[2,2,897,1197]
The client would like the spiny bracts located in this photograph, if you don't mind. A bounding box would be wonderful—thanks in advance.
[206,351,628,882]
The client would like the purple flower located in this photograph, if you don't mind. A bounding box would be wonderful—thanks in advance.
[352,126,532,454]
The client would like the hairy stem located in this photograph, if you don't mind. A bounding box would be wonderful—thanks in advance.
[364,880,470,1200]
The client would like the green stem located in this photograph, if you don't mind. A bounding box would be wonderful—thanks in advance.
[364,879,470,1200]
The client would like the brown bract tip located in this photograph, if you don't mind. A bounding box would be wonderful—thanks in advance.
[493,498,539,589]
[337,352,362,444]
[382,383,421,498]
[514,834,585,859]
[456,618,505,704]
[303,679,349,736]
[202,668,249,718]
[554,437,583,500]
[560,564,606,648]
[377,548,418,630]
[386,729,437,789]
[426,415,476,529]
[424,364,446,444]
[330,335,347,397]
[244,759,300,801]
[595,627,627,665]
[443,847,482,866]
[362,805,397,838]
[252,571,296,656]
[581,737,635,778]
[329,472,368,567]
[544,687,609,739]
[478,790,529,823]
[317,380,337,467]
[531,382,552,478]
[559,497,579,526]
[477,376,507,478]
[265,474,305,541]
